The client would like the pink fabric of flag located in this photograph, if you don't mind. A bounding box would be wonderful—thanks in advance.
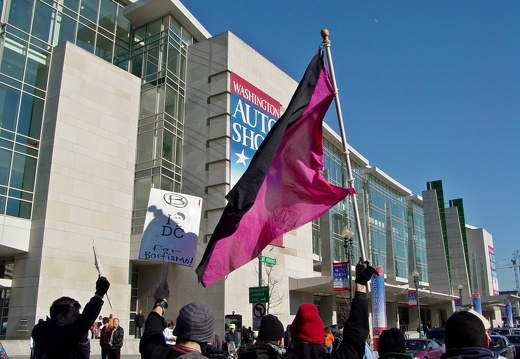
[196,52,351,287]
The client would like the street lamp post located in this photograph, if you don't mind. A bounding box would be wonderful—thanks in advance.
[342,226,354,303]
[413,269,423,338]
[458,284,464,307]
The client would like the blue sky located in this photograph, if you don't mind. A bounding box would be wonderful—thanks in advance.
[181,1,520,291]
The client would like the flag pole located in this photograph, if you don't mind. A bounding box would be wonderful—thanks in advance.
[321,29,367,262]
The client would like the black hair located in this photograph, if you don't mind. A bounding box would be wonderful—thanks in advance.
[445,311,486,349]
[49,296,81,321]
[378,328,406,355]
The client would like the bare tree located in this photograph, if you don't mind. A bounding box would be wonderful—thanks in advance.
[253,256,285,314]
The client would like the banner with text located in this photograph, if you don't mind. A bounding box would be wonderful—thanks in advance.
[230,73,282,246]
[371,267,386,351]
[505,300,514,327]
[489,246,500,295]
[333,262,349,291]
[408,290,418,307]
[472,293,482,314]
[139,189,202,267]
[454,298,462,311]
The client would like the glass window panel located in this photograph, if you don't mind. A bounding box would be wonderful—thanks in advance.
[113,44,129,70]
[165,86,177,119]
[179,54,186,81]
[0,37,27,81]
[17,93,44,138]
[0,148,11,186]
[133,176,151,211]
[54,12,76,46]
[31,1,54,43]
[8,0,34,33]
[162,129,173,163]
[144,45,159,77]
[98,0,116,33]
[169,17,180,38]
[76,23,95,53]
[6,198,31,219]
[61,0,79,11]
[0,0,3,18]
[10,152,36,191]
[95,33,112,62]
[80,0,98,22]
[140,88,156,118]
[115,8,131,42]
[136,130,154,164]
[131,53,143,77]
[146,19,161,38]
[0,196,5,215]
[0,85,21,131]
[24,45,49,90]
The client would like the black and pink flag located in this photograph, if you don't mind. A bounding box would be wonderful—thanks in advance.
[196,51,352,287]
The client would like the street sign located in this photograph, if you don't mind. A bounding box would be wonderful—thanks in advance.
[261,256,276,266]
[249,286,269,303]
[252,303,266,331]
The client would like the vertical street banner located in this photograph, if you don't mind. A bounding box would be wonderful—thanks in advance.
[408,290,418,307]
[139,189,203,267]
[230,73,283,247]
[472,293,482,314]
[488,246,500,295]
[505,300,514,327]
[371,267,386,351]
[454,298,462,311]
[333,262,349,291]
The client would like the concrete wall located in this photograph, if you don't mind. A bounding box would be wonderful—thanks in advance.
[8,42,140,338]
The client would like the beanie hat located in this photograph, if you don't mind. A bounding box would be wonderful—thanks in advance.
[258,314,284,341]
[290,304,324,344]
[173,301,214,343]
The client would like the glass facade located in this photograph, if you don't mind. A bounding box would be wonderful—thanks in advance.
[365,175,408,275]
[410,200,428,282]
[318,140,363,262]
[0,0,129,219]
[130,15,193,234]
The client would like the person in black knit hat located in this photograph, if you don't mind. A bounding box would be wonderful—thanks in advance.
[239,314,285,359]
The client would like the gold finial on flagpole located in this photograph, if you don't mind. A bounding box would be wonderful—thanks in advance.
[321,29,330,46]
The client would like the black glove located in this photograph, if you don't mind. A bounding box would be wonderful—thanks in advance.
[354,258,378,285]
[95,276,110,297]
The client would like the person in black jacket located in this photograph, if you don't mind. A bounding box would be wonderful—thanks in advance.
[108,318,124,359]
[285,259,377,359]
[31,276,110,359]
[135,310,145,338]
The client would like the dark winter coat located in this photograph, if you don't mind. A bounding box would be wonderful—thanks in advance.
[31,295,103,359]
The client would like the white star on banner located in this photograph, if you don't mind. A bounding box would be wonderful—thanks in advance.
[235,149,249,166]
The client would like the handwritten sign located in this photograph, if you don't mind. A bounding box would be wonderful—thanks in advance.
[138,189,202,267]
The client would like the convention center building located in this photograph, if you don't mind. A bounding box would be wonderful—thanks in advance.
[0,0,517,340]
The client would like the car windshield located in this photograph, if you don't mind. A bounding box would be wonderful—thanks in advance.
[406,340,428,351]
[489,337,504,349]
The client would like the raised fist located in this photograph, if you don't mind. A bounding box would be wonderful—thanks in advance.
[354,258,378,285]
[95,276,110,297]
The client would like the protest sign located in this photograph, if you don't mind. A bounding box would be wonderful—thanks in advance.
[139,189,202,267]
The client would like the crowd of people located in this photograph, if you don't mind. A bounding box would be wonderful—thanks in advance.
[30,259,499,359]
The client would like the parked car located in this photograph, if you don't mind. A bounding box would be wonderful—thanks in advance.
[489,335,516,359]
[495,328,514,336]
[513,329,520,335]
[425,328,446,346]
[405,338,446,359]
[506,335,520,359]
